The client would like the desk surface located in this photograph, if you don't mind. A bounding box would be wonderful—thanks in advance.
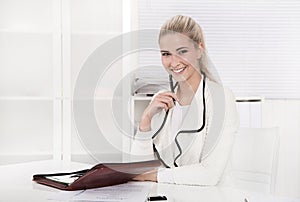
[0,160,298,202]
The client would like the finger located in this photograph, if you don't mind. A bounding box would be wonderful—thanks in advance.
[155,95,173,105]
[145,101,168,117]
[155,97,174,109]
[155,102,169,111]
[158,92,179,102]
[132,175,143,181]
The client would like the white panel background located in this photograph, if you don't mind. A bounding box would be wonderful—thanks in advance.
[137,0,300,99]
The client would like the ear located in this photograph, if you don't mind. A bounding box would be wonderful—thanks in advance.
[197,42,203,59]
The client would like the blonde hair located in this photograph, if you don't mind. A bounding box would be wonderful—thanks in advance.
[159,15,215,82]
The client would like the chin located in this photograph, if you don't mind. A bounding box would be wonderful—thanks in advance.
[172,74,188,83]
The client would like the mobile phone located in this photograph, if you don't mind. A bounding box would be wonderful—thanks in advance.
[147,195,167,201]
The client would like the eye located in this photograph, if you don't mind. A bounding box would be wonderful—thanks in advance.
[161,52,171,57]
[178,49,188,55]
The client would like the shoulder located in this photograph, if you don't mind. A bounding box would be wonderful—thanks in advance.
[206,80,236,103]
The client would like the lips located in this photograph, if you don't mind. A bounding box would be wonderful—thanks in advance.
[171,65,187,74]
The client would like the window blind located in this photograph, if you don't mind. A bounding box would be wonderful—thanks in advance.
[137,0,300,99]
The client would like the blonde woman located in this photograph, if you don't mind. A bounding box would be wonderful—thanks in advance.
[131,15,239,186]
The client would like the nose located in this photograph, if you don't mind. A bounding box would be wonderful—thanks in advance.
[170,54,181,68]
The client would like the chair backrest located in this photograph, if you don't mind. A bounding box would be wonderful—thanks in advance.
[222,127,279,193]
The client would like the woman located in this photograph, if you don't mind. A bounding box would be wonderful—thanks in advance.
[131,15,239,186]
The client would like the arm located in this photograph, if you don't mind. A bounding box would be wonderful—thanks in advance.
[132,170,158,182]
[130,125,156,161]
[130,91,178,161]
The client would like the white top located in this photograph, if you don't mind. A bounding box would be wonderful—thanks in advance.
[171,102,190,139]
[158,103,190,183]
[131,79,240,186]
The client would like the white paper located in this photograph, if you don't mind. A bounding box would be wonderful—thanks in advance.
[45,174,80,185]
[48,190,84,201]
[48,181,153,202]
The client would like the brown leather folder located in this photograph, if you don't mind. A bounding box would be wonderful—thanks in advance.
[32,160,161,191]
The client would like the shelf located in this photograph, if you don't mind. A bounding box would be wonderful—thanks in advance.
[132,94,153,101]
[0,96,59,101]
[133,95,264,102]
[0,29,54,34]
[0,97,127,101]
[236,96,264,102]
[71,31,121,35]
[0,154,52,166]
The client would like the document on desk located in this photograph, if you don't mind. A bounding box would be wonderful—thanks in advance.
[49,181,153,202]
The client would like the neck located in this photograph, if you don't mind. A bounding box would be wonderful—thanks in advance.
[177,73,202,105]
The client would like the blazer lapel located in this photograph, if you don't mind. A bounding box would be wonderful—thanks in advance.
[173,79,206,165]
[153,109,176,167]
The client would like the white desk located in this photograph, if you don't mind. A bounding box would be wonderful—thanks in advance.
[0,160,298,202]
[0,160,90,202]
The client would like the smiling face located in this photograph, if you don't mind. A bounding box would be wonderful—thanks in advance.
[159,33,203,84]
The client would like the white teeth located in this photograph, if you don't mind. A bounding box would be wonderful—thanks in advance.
[172,66,186,73]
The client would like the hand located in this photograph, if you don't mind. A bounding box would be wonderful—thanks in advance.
[139,92,178,132]
[132,170,158,182]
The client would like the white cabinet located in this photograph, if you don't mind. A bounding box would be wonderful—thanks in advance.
[130,95,152,136]
[0,0,56,165]
[0,0,125,165]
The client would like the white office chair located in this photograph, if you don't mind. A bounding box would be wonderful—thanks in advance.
[221,127,279,194]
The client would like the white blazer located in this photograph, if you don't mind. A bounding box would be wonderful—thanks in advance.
[131,79,239,186]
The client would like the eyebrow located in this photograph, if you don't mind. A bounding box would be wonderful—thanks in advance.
[160,47,188,53]
[176,47,188,51]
